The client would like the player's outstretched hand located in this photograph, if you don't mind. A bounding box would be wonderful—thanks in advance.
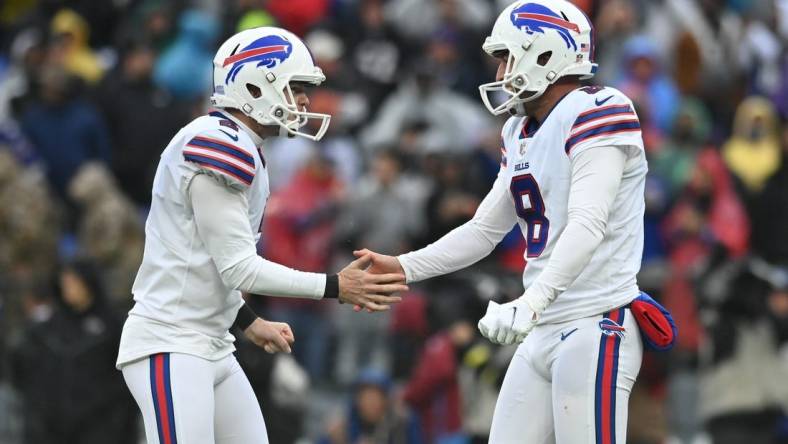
[352,249,404,276]
[244,318,295,354]
[338,254,406,312]
[478,299,538,345]
[350,249,406,312]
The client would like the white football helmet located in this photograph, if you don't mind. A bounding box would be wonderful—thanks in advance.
[210,27,331,140]
[479,0,597,115]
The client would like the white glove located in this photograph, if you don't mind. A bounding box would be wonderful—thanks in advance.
[478,298,539,345]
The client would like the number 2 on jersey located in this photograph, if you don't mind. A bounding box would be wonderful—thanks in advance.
[510,174,549,258]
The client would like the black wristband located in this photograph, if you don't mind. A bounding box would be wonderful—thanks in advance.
[232,303,258,331]
[324,274,339,299]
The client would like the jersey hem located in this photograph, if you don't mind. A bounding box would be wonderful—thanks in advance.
[536,288,639,325]
[116,345,236,370]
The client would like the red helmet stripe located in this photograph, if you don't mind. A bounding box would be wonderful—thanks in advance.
[222,45,289,67]
[513,13,580,33]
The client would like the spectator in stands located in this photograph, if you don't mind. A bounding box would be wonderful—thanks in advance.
[95,41,191,206]
[664,146,750,262]
[119,0,176,52]
[263,153,345,381]
[68,162,143,309]
[360,60,492,154]
[0,149,59,279]
[402,291,481,444]
[591,0,638,86]
[387,291,429,380]
[0,28,45,126]
[265,0,331,37]
[49,9,104,85]
[722,96,782,199]
[651,98,713,200]
[423,154,481,244]
[698,259,788,444]
[645,0,742,106]
[750,123,788,264]
[385,0,493,41]
[615,35,680,135]
[9,259,135,444]
[423,26,487,98]
[341,0,409,115]
[340,149,427,255]
[20,65,110,196]
[153,9,218,101]
[320,368,423,444]
[660,147,751,440]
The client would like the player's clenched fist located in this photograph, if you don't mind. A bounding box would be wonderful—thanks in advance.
[243,318,295,354]
[478,299,539,345]
[338,254,407,311]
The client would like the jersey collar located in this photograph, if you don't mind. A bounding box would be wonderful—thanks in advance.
[209,110,264,147]
[519,88,580,140]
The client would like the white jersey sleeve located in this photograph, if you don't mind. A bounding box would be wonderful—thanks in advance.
[182,127,258,191]
[189,173,326,298]
[397,119,519,283]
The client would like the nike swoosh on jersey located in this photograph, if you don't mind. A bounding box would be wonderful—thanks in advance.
[560,327,579,341]
[219,129,239,141]
[595,95,613,106]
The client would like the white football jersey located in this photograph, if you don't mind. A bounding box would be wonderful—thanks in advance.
[117,111,269,367]
[500,86,647,323]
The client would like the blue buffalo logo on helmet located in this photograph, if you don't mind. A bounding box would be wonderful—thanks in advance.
[510,3,579,51]
[223,35,293,84]
[598,318,626,339]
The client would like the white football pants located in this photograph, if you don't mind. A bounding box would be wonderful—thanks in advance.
[122,352,268,444]
[490,307,643,444]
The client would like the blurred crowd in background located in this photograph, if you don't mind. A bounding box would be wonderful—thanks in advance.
[0,0,787,443]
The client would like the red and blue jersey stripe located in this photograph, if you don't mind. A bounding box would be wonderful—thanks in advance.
[150,353,177,444]
[565,104,640,154]
[183,135,256,185]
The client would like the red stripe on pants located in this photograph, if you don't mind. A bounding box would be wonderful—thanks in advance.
[155,355,173,444]
[601,309,622,444]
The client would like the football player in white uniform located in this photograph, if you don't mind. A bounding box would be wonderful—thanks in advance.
[354,1,676,442]
[117,27,406,444]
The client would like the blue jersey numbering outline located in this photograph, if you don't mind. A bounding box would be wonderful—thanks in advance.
[510,174,550,258]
